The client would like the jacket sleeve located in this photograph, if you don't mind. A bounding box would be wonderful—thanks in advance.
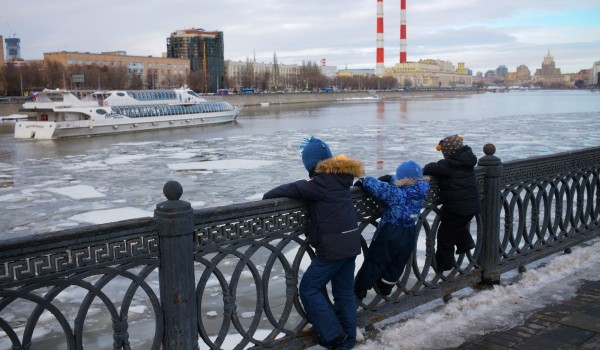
[423,160,452,177]
[363,176,398,203]
[262,179,324,201]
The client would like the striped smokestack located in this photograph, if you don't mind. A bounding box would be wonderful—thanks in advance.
[376,0,384,76]
[400,0,407,63]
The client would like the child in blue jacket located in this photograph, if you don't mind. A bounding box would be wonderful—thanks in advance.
[354,160,429,298]
[263,136,364,350]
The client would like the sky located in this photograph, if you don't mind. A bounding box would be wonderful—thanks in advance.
[2,0,599,74]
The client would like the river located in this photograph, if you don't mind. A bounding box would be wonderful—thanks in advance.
[1,89,599,349]
[1,89,599,239]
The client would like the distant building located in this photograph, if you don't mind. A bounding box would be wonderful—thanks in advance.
[591,61,600,87]
[506,65,531,85]
[337,68,375,77]
[167,28,225,93]
[570,69,590,86]
[4,37,20,61]
[320,66,337,78]
[496,65,508,78]
[44,51,190,89]
[225,59,300,91]
[386,59,472,88]
[0,35,4,94]
[532,51,569,87]
[516,65,531,81]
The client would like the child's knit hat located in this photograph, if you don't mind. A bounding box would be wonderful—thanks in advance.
[301,136,333,173]
[436,134,464,158]
[394,160,423,180]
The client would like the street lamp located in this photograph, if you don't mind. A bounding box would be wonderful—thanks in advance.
[19,65,23,96]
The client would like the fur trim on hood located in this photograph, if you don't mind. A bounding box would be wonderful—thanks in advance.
[315,155,364,178]
[395,176,430,187]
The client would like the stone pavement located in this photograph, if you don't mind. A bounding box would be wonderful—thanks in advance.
[455,279,600,349]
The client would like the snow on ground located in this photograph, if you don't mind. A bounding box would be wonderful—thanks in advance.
[350,239,600,350]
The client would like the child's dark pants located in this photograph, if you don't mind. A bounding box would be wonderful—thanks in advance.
[435,211,475,271]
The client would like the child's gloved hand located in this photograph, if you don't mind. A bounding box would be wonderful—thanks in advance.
[353,178,364,187]
[378,174,392,183]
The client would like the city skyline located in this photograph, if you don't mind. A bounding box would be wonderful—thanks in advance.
[2,0,599,74]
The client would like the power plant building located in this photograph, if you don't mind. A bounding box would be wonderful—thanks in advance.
[167,29,225,93]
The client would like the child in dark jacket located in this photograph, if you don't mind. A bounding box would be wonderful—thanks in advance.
[262,136,364,350]
[353,161,429,298]
[423,134,481,272]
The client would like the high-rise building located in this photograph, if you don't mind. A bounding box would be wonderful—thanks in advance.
[167,29,225,93]
[533,51,568,87]
[496,65,508,78]
[4,37,21,61]
[590,61,600,87]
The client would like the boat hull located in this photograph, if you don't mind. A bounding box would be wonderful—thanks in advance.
[14,109,240,140]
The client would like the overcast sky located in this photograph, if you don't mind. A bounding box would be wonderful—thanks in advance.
[2,0,599,74]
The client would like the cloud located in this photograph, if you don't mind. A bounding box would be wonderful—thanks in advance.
[3,0,599,74]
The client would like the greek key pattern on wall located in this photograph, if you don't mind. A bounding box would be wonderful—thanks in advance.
[194,209,308,245]
[0,235,159,287]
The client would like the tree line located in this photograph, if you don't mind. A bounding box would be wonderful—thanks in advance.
[0,60,400,96]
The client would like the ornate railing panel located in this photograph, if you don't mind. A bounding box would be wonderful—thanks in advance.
[497,147,600,273]
[0,219,163,350]
[0,145,599,349]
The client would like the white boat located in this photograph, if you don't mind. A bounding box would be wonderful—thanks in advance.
[14,87,242,139]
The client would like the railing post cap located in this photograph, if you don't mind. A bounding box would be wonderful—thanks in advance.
[483,143,496,156]
[155,180,192,214]
[163,180,183,201]
[478,143,502,166]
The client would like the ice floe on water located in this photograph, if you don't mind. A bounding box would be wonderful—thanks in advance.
[45,185,106,199]
[68,207,153,225]
[167,159,275,171]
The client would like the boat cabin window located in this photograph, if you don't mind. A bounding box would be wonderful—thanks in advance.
[96,109,107,115]
[187,91,201,98]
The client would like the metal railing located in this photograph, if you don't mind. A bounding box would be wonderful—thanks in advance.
[0,145,599,349]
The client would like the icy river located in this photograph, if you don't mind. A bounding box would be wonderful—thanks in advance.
[1,89,599,349]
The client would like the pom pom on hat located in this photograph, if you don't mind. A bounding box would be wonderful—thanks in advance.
[436,134,464,158]
[394,160,423,181]
[300,136,333,173]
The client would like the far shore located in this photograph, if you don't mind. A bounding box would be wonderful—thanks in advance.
[0,89,481,116]
[212,89,480,106]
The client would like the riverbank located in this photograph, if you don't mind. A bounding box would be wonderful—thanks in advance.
[0,89,480,116]
[213,89,479,106]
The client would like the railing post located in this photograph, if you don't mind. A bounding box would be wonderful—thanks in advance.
[155,180,199,349]
[477,144,503,286]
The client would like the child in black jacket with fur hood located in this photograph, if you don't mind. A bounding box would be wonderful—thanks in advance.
[423,134,480,272]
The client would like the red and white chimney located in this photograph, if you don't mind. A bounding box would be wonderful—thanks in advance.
[400,0,407,63]
[376,0,384,76]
